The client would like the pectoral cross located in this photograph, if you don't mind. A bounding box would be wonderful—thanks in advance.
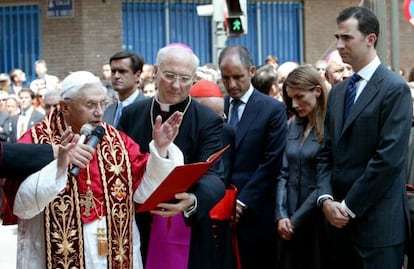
[80,190,95,217]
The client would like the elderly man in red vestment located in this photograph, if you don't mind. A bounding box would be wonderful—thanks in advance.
[4,70,184,269]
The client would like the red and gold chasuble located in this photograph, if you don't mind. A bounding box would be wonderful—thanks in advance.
[25,109,144,269]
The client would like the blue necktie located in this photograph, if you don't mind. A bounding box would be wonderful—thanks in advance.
[343,73,361,120]
[229,99,242,129]
[113,102,123,127]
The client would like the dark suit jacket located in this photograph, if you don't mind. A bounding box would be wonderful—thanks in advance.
[224,89,287,267]
[119,97,225,269]
[0,142,53,178]
[6,109,44,142]
[275,117,322,228]
[103,91,146,127]
[317,64,412,247]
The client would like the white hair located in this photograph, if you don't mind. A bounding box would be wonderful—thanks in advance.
[156,44,199,72]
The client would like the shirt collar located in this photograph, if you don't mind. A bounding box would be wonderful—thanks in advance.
[120,90,140,107]
[230,84,254,104]
[356,56,381,82]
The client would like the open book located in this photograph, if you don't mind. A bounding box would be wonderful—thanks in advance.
[137,145,230,212]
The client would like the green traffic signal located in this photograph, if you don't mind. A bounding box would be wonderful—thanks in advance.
[228,17,244,34]
[232,18,241,31]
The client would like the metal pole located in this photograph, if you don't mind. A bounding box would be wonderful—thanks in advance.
[390,0,400,75]
[165,1,170,45]
[256,2,262,65]
[212,0,227,65]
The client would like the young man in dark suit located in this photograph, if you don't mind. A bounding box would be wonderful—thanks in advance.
[103,51,147,127]
[219,45,287,269]
[316,6,412,269]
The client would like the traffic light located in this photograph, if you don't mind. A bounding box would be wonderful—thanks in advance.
[225,0,247,36]
[227,17,244,34]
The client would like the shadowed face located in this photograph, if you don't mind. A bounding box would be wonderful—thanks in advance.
[219,53,255,99]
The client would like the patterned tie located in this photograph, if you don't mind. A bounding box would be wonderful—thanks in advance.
[18,115,26,139]
[228,99,242,129]
[343,73,361,120]
[113,102,123,127]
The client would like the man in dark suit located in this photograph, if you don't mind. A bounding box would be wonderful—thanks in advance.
[103,51,146,127]
[316,7,412,269]
[119,43,225,269]
[6,88,44,142]
[219,45,287,269]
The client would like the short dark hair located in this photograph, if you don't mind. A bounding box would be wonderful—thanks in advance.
[109,51,145,73]
[218,45,253,71]
[251,64,277,95]
[336,6,379,47]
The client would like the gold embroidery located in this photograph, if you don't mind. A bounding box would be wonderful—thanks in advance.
[32,112,135,269]
[98,126,134,268]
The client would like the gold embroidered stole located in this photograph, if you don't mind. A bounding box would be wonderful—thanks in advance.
[31,110,135,269]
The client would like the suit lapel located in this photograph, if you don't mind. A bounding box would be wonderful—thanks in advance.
[234,90,262,148]
[341,65,384,136]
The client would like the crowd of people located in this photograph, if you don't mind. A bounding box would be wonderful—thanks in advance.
[1,5,414,269]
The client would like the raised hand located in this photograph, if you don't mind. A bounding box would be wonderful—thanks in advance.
[152,111,183,157]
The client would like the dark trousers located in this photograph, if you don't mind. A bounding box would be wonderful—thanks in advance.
[327,226,405,269]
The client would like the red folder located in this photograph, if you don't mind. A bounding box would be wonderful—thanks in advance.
[137,145,229,212]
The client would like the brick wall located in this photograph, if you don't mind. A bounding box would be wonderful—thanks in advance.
[41,0,122,80]
[2,0,413,81]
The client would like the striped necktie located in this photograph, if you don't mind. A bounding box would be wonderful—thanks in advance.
[343,73,361,120]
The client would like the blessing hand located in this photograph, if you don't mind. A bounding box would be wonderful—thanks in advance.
[153,111,183,157]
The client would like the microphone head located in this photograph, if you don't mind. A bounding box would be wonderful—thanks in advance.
[91,125,105,140]
[80,123,93,136]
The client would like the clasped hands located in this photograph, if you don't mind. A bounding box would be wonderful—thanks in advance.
[321,199,350,228]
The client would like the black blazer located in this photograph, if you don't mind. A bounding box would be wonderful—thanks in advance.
[317,64,412,247]
[119,97,225,269]
[275,117,322,228]
[0,142,53,178]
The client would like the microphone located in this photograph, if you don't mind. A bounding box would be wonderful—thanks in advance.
[69,125,106,177]
[78,123,93,144]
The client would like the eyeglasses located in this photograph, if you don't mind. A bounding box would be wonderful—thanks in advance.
[65,98,109,112]
[160,71,193,85]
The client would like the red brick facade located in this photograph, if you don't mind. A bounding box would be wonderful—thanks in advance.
[2,0,413,80]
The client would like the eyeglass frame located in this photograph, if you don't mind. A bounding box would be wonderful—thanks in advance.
[64,98,110,112]
[159,70,194,85]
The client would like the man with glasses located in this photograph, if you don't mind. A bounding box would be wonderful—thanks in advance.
[3,70,185,269]
[119,43,225,269]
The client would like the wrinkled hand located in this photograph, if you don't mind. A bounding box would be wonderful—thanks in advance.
[69,143,94,169]
[150,192,196,217]
[277,218,294,240]
[322,200,350,228]
[153,111,183,157]
[56,143,94,177]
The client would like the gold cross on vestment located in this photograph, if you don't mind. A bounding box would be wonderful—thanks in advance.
[80,190,95,217]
